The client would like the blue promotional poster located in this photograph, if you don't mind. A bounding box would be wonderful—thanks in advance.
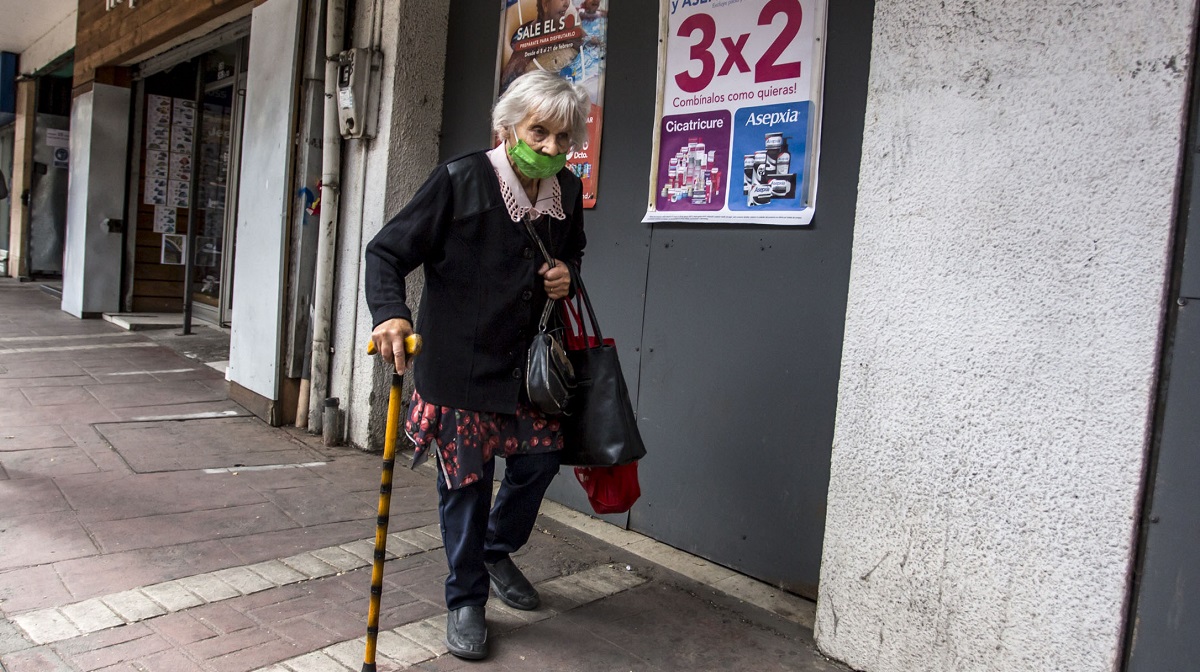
[644,0,827,225]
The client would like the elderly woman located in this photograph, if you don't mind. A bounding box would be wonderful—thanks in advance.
[365,70,588,660]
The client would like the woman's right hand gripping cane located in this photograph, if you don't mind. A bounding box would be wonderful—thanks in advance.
[369,318,422,374]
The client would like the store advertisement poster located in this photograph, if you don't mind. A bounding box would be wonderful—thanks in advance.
[497,0,609,208]
[644,0,827,225]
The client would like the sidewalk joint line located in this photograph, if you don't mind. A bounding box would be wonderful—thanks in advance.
[0,342,159,355]
[203,462,328,473]
[0,332,137,343]
[96,368,198,376]
[8,525,446,646]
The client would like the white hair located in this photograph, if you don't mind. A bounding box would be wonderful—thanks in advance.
[492,71,590,149]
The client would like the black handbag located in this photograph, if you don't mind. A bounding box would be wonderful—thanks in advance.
[559,268,647,467]
[523,216,575,415]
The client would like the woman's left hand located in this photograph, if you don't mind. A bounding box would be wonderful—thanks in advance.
[540,261,571,300]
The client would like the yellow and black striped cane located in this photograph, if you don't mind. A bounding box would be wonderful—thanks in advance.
[362,334,423,672]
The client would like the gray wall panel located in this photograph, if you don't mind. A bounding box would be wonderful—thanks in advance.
[628,0,875,596]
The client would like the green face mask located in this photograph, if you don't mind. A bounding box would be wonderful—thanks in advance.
[507,139,568,180]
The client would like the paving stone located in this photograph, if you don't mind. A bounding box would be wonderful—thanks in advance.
[281,650,354,671]
[309,546,367,572]
[281,553,340,579]
[0,617,33,656]
[536,575,607,607]
[60,598,124,633]
[10,608,80,645]
[71,631,173,670]
[591,564,650,591]
[141,581,204,612]
[0,446,101,479]
[212,566,277,595]
[302,606,372,642]
[186,626,276,660]
[86,503,298,553]
[487,600,541,631]
[376,630,437,666]
[0,512,98,571]
[322,638,367,668]
[102,590,168,622]
[222,521,368,565]
[248,559,309,586]
[0,424,75,450]
[146,613,218,646]
[392,528,442,552]
[380,535,424,558]
[212,638,308,672]
[135,648,209,672]
[393,617,448,656]
[570,565,646,599]
[711,573,816,628]
[0,564,74,614]
[177,574,242,602]
[0,645,75,672]
[0,477,69,513]
[339,539,382,563]
[51,621,154,658]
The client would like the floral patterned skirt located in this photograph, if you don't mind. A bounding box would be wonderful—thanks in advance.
[404,389,563,490]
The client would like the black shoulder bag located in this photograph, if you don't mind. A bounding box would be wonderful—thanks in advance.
[523,215,575,415]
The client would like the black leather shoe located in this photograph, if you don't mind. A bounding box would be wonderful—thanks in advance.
[445,606,488,660]
[486,556,540,610]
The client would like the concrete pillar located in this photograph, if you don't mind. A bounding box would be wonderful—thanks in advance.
[226,0,303,422]
[6,79,35,279]
[328,0,450,451]
[61,83,130,316]
[815,2,1198,672]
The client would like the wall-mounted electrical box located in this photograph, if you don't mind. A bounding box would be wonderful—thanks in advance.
[336,48,381,140]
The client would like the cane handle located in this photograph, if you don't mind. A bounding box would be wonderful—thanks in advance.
[366,334,422,357]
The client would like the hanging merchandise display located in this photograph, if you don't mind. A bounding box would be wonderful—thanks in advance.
[644,0,827,226]
[497,0,610,208]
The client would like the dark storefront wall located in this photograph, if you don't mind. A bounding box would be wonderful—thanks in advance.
[439,0,873,597]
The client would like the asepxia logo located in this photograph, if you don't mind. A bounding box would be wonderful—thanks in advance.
[744,108,801,127]
[669,0,716,14]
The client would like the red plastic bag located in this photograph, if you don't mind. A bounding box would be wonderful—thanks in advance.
[574,463,641,515]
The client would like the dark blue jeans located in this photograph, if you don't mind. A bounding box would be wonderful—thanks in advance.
[435,451,560,610]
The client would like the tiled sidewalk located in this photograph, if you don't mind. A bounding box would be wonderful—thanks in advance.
[0,280,843,672]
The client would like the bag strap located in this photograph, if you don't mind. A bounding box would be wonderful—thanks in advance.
[523,215,555,268]
[522,215,604,342]
[524,215,560,332]
[566,262,603,342]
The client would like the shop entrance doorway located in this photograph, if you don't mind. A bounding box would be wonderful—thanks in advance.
[125,36,248,327]
[191,43,247,326]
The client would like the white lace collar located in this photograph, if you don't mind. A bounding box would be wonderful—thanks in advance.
[486,144,566,223]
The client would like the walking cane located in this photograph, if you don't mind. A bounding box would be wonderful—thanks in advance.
[362,334,423,672]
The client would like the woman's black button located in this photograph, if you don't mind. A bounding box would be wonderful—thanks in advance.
[512,368,522,379]
[522,289,533,301]
[522,247,534,259]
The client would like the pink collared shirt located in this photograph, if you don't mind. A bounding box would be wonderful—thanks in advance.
[487,143,567,223]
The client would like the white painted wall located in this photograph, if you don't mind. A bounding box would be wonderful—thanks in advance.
[329,0,450,449]
[227,0,303,400]
[815,2,1197,671]
[18,8,76,75]
[18,8,75,74]
[62,84,130,317]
